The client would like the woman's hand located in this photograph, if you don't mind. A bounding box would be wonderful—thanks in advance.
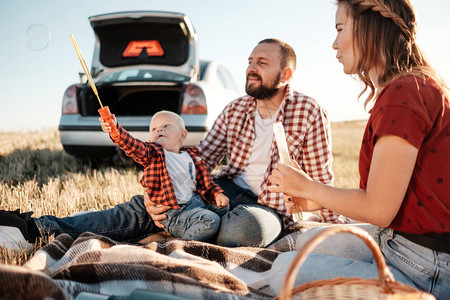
[144,192,170,229]
[285,196,323,213]
[268,159,313,198]
[269,159,322,213]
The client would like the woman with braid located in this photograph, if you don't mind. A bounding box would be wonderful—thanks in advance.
[268,0,449,298]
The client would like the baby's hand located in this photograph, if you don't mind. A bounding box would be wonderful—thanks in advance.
[99,114,117,133]
[215,193,229,207]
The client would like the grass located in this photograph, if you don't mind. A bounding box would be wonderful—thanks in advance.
[0,120,367,265]
[331,120,366,188]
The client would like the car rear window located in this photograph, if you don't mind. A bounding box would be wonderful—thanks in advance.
[94,21,189,67]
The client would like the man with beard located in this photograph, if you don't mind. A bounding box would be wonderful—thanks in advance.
[147,38,349,247]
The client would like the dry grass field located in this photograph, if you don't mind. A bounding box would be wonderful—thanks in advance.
[0,120,367,264]
[331,120,366,188]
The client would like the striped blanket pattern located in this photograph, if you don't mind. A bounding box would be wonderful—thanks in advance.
[0,230,304,300]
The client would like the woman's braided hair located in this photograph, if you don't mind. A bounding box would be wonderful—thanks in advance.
[337,0,447,107]
[357,0,413,39]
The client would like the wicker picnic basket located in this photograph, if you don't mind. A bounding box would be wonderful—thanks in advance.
[277,226,435,300]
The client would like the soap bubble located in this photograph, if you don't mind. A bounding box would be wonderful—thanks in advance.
[26,24,51,51]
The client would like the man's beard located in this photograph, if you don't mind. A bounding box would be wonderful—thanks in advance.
[245,72,281,100]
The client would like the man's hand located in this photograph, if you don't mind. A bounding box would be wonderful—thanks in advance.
[144,192,170,229]
[215,193,229,207]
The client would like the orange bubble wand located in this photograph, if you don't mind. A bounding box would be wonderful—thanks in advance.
[70,34,119,139]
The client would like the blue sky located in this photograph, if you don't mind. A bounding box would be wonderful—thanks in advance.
[1,0,449,132]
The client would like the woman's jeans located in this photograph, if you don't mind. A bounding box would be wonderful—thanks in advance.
[214,177,283,247]
[34,195,161,241]
[269,224,450,300]
[160,194,229,242]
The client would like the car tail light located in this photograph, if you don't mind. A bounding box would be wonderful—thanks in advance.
[62,85,78,114]
[181,84,207,114]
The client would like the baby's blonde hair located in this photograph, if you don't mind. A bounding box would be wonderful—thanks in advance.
[152,111,185,130]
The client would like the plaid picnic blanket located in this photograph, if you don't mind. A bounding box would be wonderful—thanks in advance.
[0,229,307,300]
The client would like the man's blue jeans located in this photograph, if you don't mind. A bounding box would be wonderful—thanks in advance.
[34,195,160,241]
[270,224,450,300]
[160,194,229,242]
[214,177,283,247]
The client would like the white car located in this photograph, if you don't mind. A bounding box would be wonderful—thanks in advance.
[58,11,240,160]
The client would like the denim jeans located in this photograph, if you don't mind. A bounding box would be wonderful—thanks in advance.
[34,195,161,242]
[269,224,450,300]
[160,194,229,241]
[214,177,283,247]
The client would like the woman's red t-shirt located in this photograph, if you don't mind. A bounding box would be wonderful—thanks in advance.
[359,75,450,234]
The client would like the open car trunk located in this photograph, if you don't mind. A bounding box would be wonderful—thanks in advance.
[79,83,185,116]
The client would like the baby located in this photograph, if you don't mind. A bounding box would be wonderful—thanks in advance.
[100,110,229,242]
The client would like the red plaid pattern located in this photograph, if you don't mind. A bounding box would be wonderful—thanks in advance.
[112,124,223,209]
[198,85,349,227]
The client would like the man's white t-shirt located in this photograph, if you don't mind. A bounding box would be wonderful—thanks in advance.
[233,109,277,195]
[164,149,196,204]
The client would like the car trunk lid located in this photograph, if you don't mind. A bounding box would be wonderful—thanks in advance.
[89,11,198,79]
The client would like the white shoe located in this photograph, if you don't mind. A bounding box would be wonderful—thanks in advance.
[0,225,34,251]
[0,209,35,251]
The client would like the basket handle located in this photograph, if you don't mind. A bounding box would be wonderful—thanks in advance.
[278,225,395,300]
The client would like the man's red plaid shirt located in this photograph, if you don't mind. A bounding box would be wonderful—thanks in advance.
[112,125,223,209]
[198,84,349,227]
